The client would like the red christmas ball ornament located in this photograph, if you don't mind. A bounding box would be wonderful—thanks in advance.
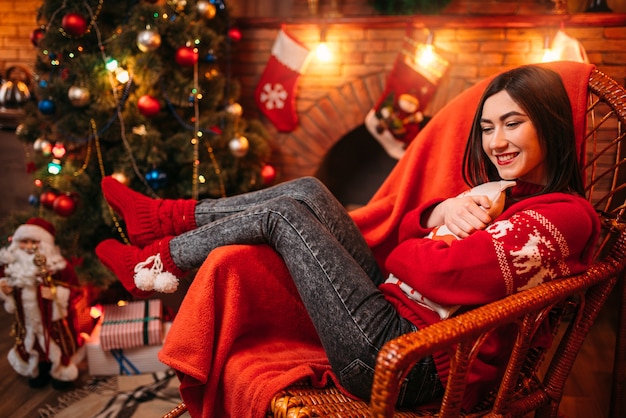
[30,28,45,47]
[61,12,88,37]
[40,190,59,209]
[137,94,161,117]
[53,194,77,217]
[228,27,242,42]
[175,46,198,67]
[261,164,277,185]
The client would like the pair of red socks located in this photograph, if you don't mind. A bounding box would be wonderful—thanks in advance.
[96,177,196,297]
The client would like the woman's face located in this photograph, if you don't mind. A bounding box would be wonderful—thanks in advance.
[480,90,547,185]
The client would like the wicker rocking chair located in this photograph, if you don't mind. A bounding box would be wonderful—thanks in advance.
[164,67,626,418]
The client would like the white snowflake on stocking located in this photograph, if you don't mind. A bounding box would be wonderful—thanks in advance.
[259,83,288,110]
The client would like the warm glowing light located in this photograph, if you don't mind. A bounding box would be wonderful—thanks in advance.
[407,34,449,85]
[52,143,66,158]
[415,44,436,69]
[541,48,557,62]
[316,42,332,62]
[111,172,129,185]
[115,68,130,83]
[90,305,103,319]
[541,35,556,63]
[198,175,206,183]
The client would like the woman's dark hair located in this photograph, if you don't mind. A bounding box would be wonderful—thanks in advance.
[462,65,585,196]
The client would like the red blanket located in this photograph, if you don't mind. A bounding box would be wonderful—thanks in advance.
[158,62,594,417]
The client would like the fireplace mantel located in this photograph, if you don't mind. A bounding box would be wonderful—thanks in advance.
[236,12,626,29]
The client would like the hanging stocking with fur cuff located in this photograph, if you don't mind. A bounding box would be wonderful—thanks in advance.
[255,28,311,132]
[365,32,449,159]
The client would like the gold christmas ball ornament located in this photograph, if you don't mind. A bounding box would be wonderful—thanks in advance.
[226,102,243,117]
[137,29,162,52]
[197,1,217,19]
[67,85,91,107]
[228,136,249,157]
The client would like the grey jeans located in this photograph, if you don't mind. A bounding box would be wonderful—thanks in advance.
[169,176,443,406]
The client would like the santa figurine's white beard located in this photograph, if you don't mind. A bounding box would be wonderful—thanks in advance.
[0,241,67,288]
[1,248,42,288]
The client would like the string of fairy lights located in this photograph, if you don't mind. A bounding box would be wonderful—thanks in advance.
[28,0,239,207]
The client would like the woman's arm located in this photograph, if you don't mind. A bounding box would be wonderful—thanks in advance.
[423,195,494,238]
[385,194,599,307]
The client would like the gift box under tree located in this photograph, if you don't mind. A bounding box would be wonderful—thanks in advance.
[86,300,170,375]
[100,299,163,350]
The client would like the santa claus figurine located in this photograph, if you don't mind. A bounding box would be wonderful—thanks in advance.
[0,218,85,390]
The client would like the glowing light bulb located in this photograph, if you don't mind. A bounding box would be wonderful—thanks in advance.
[52,142,66,158]
[115,68,130,83]
[415,44,436,69]
[542,48,556,62]
[105,57,118,72]
[90,305,103,319]
[47,159,62,175]
[316,42,332,62]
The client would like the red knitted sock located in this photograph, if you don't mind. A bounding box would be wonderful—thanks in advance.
[101,177,197,247]
[95,237,185,298]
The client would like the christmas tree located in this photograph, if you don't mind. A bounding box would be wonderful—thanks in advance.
[4,0,277,288]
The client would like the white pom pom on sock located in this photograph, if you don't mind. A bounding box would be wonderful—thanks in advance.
[133,254,177,292]
[134,267,156,291]
[153,272,179,293]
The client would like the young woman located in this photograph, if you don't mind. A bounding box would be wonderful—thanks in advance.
[96,65,599,409]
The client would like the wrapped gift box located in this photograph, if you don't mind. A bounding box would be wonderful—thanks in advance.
[86,319,171,376]
[100,299,163,350]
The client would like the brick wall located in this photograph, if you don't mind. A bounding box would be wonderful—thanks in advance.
[0,1,40,76]
[2,1,625,183]
[233,14,626,180]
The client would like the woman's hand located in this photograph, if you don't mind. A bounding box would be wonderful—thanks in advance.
[426,195,494,238]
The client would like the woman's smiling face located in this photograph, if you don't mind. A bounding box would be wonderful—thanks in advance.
[480,90,547,185]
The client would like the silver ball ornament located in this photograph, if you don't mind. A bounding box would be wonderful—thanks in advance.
[229,136,249,158]
[137,29,162,52]
[34,137,51,154]
[68,85,90,107]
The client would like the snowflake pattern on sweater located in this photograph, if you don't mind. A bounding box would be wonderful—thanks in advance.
[488,209,570,295]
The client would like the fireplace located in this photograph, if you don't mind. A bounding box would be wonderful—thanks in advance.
[233,12,626,189]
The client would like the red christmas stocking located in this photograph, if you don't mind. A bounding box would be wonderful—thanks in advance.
[365,39,449,159]
[255,29,311,132]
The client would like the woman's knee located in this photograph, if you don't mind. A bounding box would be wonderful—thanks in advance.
[296,176,334,201]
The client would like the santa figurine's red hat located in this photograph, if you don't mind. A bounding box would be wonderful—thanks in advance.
[11,218,56,247]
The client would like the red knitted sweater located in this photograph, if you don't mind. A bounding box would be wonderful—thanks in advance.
[379,181,600,409]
